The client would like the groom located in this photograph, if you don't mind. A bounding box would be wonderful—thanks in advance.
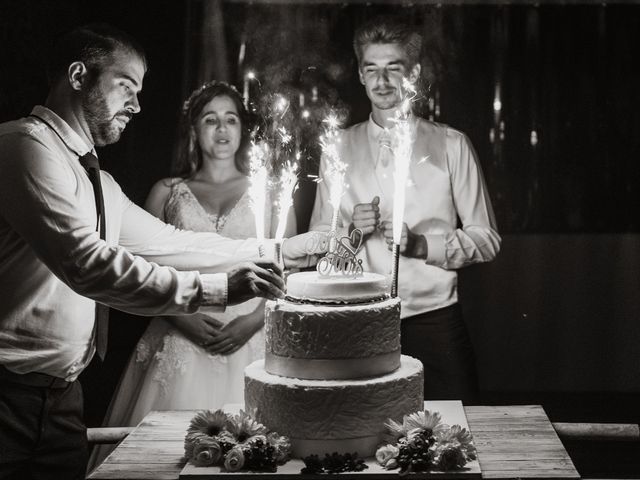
[310,15,501,404]
[0,23,324,480]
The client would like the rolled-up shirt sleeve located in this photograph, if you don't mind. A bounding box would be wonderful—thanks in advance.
[0,133,268,315]
[118,194,270,272]
[425,130,501,269]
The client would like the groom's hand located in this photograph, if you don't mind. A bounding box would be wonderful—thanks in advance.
[226,261,284,304]
[282,231,329,268]
[380,221,428,259]
[349,196,380,236]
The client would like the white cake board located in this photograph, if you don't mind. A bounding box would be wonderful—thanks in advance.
[180,401,481,479]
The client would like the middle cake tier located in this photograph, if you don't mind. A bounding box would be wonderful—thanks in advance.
[264,296,401,380]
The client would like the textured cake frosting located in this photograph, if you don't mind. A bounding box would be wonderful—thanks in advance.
[245,355,424,458]
[265,297,401,379]
[243,269,424,458]
[286,271,389,302]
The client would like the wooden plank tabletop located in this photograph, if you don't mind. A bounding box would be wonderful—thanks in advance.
[88,405,579,480]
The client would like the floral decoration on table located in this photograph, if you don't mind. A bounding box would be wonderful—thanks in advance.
[376,410,477,474]
[301,452,369,474]
[184,409,291,472]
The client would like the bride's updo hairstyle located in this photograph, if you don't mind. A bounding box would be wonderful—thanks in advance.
[174,81,252,178]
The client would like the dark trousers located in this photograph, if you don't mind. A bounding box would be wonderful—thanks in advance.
[401,303,479,405]
[0,374,88,480]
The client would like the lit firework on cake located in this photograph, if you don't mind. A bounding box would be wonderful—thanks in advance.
[315,112,363,277]
[248,140,269,257]
[319,113,348,255]
[390,78,418,297]
[273,153,299,266]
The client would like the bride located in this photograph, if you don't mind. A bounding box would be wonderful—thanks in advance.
[88,80,296,471]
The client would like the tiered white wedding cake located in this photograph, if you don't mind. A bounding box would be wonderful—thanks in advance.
[244,270,424,458]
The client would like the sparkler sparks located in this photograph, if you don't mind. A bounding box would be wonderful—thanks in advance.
[391,77,418,245]
[390,77,418,296]
[248,141,269,256]
[277,126,292,146]
[320,113,348,250]
[274,160,299,241]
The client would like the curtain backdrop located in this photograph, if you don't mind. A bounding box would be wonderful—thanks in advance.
[1,1,638,430]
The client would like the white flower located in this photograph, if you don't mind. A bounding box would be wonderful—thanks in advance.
[375,444,400,469]
[438,425,477,460]
[192,437,222,466]
[187,409,232,437]
[224,446,246,471]
[382,418,405,444]
[383,410,448,444]
[228,410,267,442]
[403,410,448,435]
[184,431,208,459]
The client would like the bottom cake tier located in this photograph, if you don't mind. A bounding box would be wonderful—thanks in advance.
[244,355,424,458]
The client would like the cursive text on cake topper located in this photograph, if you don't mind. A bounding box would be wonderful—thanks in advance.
[316,228,364,277]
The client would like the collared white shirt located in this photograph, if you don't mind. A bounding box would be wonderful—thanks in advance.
[310,115,501,319]
[0,106,274,380]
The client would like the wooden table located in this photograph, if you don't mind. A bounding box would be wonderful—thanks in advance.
[88,405,580,480]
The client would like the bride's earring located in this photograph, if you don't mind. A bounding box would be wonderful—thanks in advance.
[188,129,196,154]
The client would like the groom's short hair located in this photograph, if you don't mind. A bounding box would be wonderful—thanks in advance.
[46,23,147,86]
[353,15,422,68]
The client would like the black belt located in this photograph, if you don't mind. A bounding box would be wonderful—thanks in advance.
[0,365,71,389]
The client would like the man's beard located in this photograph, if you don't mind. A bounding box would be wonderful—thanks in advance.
[81,82,129,146]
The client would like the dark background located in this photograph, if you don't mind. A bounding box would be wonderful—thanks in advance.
[1,0,639,476]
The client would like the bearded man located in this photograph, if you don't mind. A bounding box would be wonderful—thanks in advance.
[0,23,323,480]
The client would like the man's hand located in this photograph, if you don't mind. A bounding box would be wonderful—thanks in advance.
[349,196,380,236]
[380,221,428,259]
[282,231,328,268]
[227,261,284,304]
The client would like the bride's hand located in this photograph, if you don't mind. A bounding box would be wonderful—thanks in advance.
[205,311,263,356]
[165,313,224,349]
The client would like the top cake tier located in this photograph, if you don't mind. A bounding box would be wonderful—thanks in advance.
[286,271,389,303]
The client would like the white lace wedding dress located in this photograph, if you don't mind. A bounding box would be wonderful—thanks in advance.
[88,181,271,472]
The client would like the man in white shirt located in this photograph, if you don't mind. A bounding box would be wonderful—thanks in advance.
[0,24,323,480]
[310,16,501,405]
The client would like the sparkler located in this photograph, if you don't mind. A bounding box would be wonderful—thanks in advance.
[276,125,292,147]
[248,141,269,257]
[390,78,418,297]
[319,113,347,253]
[274,155,300,265]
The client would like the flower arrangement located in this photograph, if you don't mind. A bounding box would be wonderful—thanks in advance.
[376,410,477,474]
[184,409,291,472]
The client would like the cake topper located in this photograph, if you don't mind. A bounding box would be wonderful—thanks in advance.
[316,228,364,277]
